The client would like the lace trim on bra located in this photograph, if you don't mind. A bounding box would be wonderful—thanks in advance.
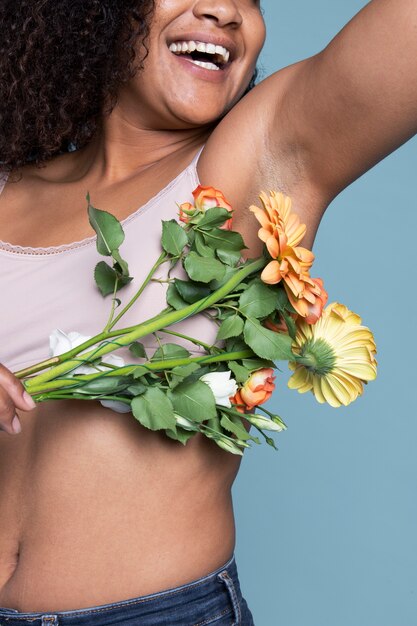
[0,148,202,257]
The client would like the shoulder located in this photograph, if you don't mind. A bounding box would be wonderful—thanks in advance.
[196,57,329,251]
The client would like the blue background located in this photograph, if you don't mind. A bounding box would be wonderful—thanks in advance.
[233,2,417,625]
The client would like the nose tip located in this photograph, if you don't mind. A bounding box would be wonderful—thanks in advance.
[193,0,243,28]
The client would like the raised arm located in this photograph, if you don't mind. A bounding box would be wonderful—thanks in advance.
[201,0,417,249]
[276,0,417,200]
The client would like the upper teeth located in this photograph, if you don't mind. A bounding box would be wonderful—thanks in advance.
[168,40,230,64]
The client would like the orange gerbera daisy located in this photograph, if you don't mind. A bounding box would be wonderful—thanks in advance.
[250,191,325,320]
[249,191,307,256]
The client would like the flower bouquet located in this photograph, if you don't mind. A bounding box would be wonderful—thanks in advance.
[14,186,377,455]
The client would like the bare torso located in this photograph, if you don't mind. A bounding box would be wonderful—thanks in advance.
[0,400,240,612]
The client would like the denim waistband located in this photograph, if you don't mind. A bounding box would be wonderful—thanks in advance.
[0,552,244,626]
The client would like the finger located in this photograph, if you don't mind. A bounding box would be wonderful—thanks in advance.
[0,363,37,411]
[0,390,22,435]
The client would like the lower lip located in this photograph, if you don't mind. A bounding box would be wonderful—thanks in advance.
[169,52,231,83]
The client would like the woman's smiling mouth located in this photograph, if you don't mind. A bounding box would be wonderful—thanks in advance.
[168,40,231,71]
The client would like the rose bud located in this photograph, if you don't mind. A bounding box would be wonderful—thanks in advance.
[239,368,276,411]
[178,202,195,224]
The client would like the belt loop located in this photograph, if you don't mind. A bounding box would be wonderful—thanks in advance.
[41,616,58,626]
[217,570,241,626]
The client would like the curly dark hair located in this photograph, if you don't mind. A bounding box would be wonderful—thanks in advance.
[0,1,258,173]
[0,0,154,172]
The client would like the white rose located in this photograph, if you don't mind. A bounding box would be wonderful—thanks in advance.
[49,329,129,413]
[199,371,238,408]
[49,329,94,374]
[49,329,125,374]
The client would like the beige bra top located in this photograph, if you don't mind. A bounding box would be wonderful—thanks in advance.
[0,148,218,372]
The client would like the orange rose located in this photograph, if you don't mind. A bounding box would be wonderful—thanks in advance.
[193,185,233,212]
[230,389,246,413]
[178,202,194,224]
[237,368,276,411]
[192,185,233,229]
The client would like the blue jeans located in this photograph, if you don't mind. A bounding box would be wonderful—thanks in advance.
[0,553,255,625]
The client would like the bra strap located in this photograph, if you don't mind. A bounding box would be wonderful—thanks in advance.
[188,145,205,189]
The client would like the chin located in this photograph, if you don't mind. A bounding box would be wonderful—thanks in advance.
[168,101,231,128]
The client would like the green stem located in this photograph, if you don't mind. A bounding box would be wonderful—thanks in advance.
[103,278,120,333]
[13,309,172,379]
[24,258,264,392]
[107,251,168,331]
[158,328,214,352]
[257,405,280,420]
[27,349,256,395]
[34,393,132,403]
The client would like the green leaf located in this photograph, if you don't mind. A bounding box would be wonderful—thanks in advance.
[88,204,125,256]
[161,219,188,256]
[94,261,118,297]
[275,287,298,315]
[170,363,201,388]
[193,232,215,257]
[151,343,190,362]
[216,315,244,341]
[281,311,297,340]
[112,249,131,278]
[166,283,188,310]
[202,228,246,251]
[204,414,221,436]
[126,381,147,396]
[173,364,212,385]
[165,426,196,445]
[276,288,290,312]
[187,229,196,246]
[129,342,147,358]
[192,207,232,228]
[117,274,134,290]
[239,281,279,318]
[184,252,226,284]
[132,365,149,379]
[209,265,238,290]
[227,361,251,383]
[170,380,217,422]
[174,279,211,304]
[225,337,252,353]
[244,317,294,361]
[216,248,241,267]
[242,358,276,371]
[131,387,176,431]
[220,413,251,441]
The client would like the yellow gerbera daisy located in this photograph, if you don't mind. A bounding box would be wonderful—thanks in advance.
[288,302,377,407]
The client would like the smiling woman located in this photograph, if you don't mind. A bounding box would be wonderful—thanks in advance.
[1,0,417,624]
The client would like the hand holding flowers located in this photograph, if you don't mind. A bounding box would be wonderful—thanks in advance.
[13,185,377,455]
